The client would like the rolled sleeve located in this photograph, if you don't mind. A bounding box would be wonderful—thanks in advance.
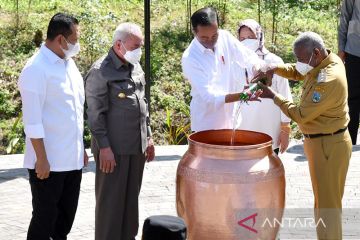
[18,65,46,139]
[24,124,45,138]
[19,90,46,138]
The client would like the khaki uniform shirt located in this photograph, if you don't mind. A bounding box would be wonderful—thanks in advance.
[85,48,151,155]
[273,51,349,135]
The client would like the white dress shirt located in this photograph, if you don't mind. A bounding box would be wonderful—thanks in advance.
[182,29,262,132]
[18,44,84,171]
[234,52,292,149]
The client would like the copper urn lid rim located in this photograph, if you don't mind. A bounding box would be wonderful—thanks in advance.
[188,129,273,150]
[188,138,272,150]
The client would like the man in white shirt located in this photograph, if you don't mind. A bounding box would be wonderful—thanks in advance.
[182,7,265,132]
[18,13,88,240]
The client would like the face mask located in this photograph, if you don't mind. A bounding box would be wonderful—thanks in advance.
[295,52,314,76]
[241,38,260,52]
[62,37,80,59]
[121,41,142,65]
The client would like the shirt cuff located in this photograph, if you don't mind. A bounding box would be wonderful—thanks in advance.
[338,42,346,52]
[147,126,152,137]
[96,136,110,149]
[273,94,287,106]
[24,124,45,138]
[274,64,286,74]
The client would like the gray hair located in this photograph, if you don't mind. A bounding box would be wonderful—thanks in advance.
[112,22,142,44]
[293,32,325,54]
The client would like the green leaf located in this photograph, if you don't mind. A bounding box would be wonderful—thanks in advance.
[6,137,19,154]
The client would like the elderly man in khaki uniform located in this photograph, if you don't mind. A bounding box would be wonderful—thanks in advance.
[259,32,352,240]
[85,22,155,240]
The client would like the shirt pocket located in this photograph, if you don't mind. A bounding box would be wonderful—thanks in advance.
[47,76,72,98]
[109,79,134,93]
[109,80,138,111]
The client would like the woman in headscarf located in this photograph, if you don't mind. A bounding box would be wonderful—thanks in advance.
[235,19,293,154]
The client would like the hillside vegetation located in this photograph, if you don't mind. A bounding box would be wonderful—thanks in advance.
[0,0,340,153]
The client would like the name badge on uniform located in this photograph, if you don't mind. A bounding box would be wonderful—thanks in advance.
[312,91,321,103]
[317,69,326,83]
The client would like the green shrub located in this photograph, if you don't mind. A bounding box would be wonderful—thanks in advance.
[0,0,340,153]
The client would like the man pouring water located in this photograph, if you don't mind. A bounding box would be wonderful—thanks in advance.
[258,32,352,240]
[182,7,267,132]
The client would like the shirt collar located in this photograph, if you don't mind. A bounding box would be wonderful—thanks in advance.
[193,36,217,54]
[40,43,64,64]
[308,50,335,79]
[109,47,126,69]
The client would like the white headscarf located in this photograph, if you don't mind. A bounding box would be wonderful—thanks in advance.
[238,19,269,57]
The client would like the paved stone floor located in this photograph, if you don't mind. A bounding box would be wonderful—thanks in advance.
[0,141,359,240]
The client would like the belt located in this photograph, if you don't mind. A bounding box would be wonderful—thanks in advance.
[303,127,347,139]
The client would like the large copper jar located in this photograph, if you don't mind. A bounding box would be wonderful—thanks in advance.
[176,130,285,240]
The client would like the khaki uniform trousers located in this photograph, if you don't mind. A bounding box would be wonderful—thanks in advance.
[304,130,352,240]
[94,153,146,240]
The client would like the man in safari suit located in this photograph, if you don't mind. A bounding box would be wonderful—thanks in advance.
[85,22,155,240]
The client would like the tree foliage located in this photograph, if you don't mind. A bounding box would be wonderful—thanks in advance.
[0,0,340,153]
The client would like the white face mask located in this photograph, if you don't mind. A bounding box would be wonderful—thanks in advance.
[121,41,142,65]
[295,53,314,75]
[241,38,260,52]
[62,38,80,59]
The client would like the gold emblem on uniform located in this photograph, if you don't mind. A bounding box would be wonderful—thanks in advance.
[314,85,325,93]
[118,92,126,99]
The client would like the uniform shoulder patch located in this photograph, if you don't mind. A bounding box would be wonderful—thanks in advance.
[312,91,321,103]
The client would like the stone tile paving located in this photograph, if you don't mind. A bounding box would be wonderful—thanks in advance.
[0,142,359,240]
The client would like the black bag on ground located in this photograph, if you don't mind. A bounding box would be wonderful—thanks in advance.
[142,215,187,240]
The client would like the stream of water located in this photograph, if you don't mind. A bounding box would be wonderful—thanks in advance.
[230,102,243,145]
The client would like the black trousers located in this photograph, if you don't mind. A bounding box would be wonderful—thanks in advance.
[345,53,360,145]
[27,169,82,240]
